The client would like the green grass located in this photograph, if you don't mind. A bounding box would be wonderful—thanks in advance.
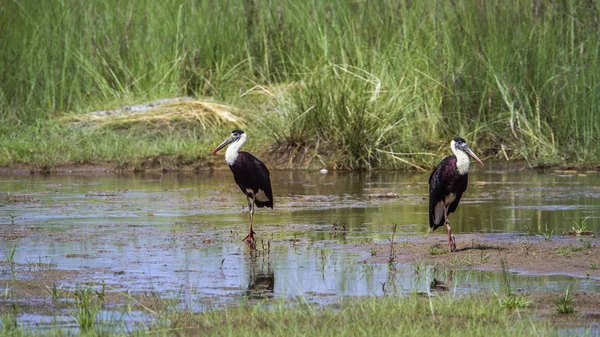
[555,242,592,257]
[496,258,531,309]
[2,0,600,169]
[428,245,446,256]
[1,295,550,337]
[554,287,575,314]
[73,286,105,332]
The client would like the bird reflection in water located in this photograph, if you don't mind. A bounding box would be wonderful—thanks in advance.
[245,252,275,299]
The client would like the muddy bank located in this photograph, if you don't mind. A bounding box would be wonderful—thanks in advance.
[1,156,599,174]
[366,233,599,280]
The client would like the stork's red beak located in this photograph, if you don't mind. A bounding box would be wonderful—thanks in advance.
[465,147,484,167]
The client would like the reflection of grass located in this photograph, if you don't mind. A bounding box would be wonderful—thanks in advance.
[26,256,56,272]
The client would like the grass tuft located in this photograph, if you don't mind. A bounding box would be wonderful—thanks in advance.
[554,286,575,314]
[428,245,446,256]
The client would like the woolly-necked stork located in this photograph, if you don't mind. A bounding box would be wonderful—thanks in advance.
[212,130,273,248]
[429,137,483,252]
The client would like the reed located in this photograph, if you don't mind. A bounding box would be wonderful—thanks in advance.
[1,0,599,169]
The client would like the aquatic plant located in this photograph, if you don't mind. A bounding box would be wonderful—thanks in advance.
[25,256,56,272]
[538,224,554,241]
[412,261,426,275]
[73,286,104,332]
[554,286,575,314]
[571,216,590,237]
[496,258,531,309]
[388,223,398,263]
[45,283,65,303]
[1,306,18,334]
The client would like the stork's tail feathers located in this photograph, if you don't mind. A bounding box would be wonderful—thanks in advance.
[255,200,273,209]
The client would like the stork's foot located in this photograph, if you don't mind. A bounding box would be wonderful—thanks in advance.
[243,230,256,249]
[449,235,457,252]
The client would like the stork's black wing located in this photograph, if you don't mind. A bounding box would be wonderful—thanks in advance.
[429,155,465,230]
[229,151,273,208]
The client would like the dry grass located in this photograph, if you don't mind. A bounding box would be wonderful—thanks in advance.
[67,99,244,130]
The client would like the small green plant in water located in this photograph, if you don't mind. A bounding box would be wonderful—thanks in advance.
[3,243,17,265]
[571,216,590,237]
[1,304,18,334]
[554,286,575,314]
[538,224,553,241]
[589,263,598,270]
[73,286,103,332]
[46,283,64,302]
[524,224,532,239]
[412,261,425,275]
[499,294,531,309]
[388,223,398,263]
[496,258,530,309]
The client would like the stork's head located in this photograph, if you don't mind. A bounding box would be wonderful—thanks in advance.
[212,129,246,155]
[451,137,484,167]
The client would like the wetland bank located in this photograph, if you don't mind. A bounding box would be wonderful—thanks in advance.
[0,168,599,335]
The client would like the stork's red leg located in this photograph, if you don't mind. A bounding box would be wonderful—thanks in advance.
[243,196,256,249]
[444,205,456,252]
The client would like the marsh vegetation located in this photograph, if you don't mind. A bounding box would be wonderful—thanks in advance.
[1,0,600,170]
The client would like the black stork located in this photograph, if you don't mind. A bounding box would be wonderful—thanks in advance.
[211,130,273,248]
[429,137,484,252]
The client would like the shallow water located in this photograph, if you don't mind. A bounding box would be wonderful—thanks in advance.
[0,167,599,328]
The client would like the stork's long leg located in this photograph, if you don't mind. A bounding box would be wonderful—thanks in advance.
[243,195,256,248]
[444,205,457,252]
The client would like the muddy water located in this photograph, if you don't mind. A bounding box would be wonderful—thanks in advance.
[0,167,599,327]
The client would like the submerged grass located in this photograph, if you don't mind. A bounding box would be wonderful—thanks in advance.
[2,0,600,169]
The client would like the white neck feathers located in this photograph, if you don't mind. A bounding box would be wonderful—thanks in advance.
[225,133,246,165]
[451,140,470,175]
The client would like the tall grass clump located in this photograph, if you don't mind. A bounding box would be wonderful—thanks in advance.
[258,64,432,170]
[1,0,600,168]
